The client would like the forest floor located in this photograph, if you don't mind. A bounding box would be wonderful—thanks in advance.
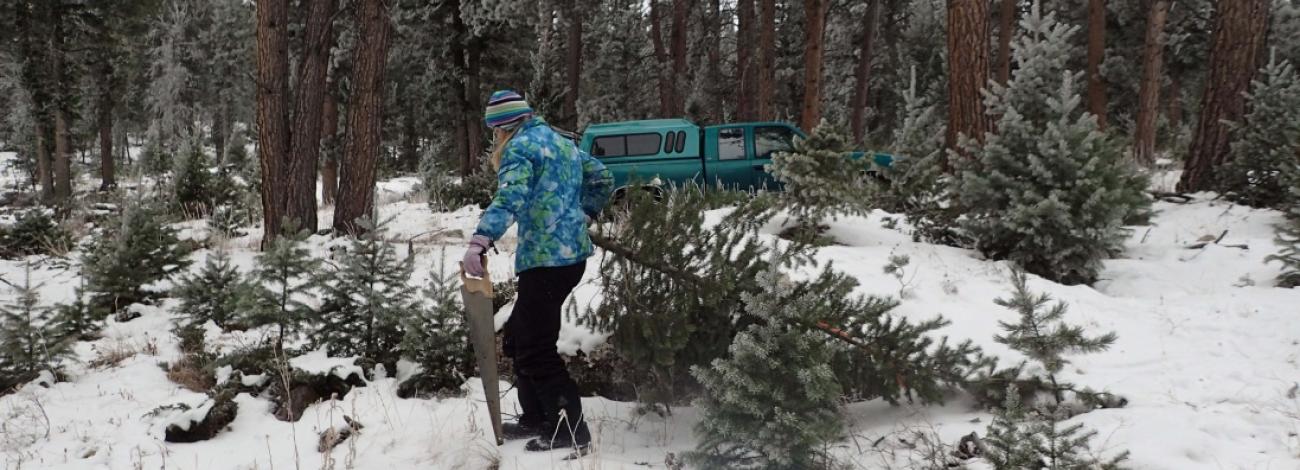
[1,161,1298,469]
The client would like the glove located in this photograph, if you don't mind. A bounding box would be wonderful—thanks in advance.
[462,234,492,278]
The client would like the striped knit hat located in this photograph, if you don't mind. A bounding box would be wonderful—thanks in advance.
[484,90,533,129]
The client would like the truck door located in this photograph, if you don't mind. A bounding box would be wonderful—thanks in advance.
[751,124,799,190]
[709,126,753,189]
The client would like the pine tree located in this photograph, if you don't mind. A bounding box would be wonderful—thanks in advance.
[82,203,193,314]
[173,249,246,330]
[398,256,473,398]
[174,135,215,216]
[0,209,73,258]
[1218,52,1300,209]
[314,218,419,371]
[0,265,72,392]
[879,70,964,246]
[995,269,1117,406]
[957,5,1150,285]
[244,227,320,351]
[50,280,97,342]
[768,123,874,244]
[980,384,1130,470]
[1269,183,1300,287]
[689,266,844,470]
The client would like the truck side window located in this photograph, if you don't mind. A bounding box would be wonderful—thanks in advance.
[626,133,662,156]
[664,131,676,154]
[593,136,626,157]
[754,126,796,160]
[675,131,686,153]
[718,128,746,161]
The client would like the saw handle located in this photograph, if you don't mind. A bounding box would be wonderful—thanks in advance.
[460,256,495,296]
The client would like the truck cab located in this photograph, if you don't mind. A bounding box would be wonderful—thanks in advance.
[580,119,890,192]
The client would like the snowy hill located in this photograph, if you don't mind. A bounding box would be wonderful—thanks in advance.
[1,178,1298,470]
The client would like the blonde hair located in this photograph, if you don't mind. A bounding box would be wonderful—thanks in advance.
[489,126,520,171]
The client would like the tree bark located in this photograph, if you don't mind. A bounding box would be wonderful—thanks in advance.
[34,123,52,202]
[334,0,392,235]
[213,102,227,165]
[51,24,71,202]
[851,0,883,144]
[321,92,339,205]
[97,57,116,191]
[736,0,755,121]
[465,40,484,170]
[945,0,991,166]
[756,0,776,120]
[650,0,673,117]
[1178,0,1271,192]
[1133,0,1169,166]
[256,0,292,245]
[1166,74,1181,131]
[402,91,418,172]
[799,0,830,132]
[706,0,722,123]
[449,8,473,176]
[669,0,689,116]
[564,0,583,128]
[1086,0,1107,129]
[995,0,1016,85]
[287,0,335,234]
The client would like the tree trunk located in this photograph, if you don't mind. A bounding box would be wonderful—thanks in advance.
[1166,74,1181,131]
[995,0,1016,85]
[564,1,583,128]
[669,0,689,116]
[35,123,52,202]
[851,0,882,144]
[287,0,335,234]
[402,93,418,172]
[650,0,673,117]
[756,0,776,120]
[256,0,292,245]
[945,0,991,166]
[214,100,227,165]
[1178,0,1271,192]
[736,0,755,121]
[465,41,484,170]
[334,0,392,235]
[51,21,71,202]
[799,0,830,132]
[450,9,473,176]
[706,0,722,123]
[1086,0,1107,129]
[321,92,339,205]
[97,58,116,191]
[1133,0,1169,166]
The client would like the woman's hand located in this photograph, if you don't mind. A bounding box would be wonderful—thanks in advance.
[462,235,492,278]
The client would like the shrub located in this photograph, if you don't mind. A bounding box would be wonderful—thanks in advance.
[82,203,192,314]
[0,210,73,258]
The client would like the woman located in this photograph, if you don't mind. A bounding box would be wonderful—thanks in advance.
[463,90,612,452]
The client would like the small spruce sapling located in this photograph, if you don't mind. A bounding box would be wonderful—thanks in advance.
[174,135,215,217]
[994,269,1117,407]
[0,264,72,391]
[1269,193,1300,288]
[82,203,193,314]
[51,279,99,341]
[244,227,320,351]
[1219,52,1300,209]
[173,249,247,329]
[315,217,420,372]
[0,210,73,258]
[768,123,875,244]
[880,69,964,246]
[957,5,1150,285]
[689,266,844,470]
[398,256,473,398]
[980,384,1130,470]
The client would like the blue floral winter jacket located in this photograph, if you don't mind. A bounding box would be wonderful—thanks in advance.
[474,117,614,273]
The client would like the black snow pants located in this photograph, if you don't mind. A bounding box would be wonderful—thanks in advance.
[503,261,589,444]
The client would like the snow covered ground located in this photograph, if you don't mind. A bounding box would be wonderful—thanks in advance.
[2,175,1299,469]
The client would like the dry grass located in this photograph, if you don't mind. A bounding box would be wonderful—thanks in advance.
[87,339,144,369]
[166,356,215,393]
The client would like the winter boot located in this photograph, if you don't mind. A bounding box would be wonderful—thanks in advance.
[502,420,544,440]
[524,374,591,452]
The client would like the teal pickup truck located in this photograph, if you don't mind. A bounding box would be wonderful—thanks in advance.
[577,119,893,194]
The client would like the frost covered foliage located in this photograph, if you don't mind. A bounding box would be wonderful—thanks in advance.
[1219,54,1300,209]
[244,228,320,351]
[957,6,1149,285]
[82,203,192,314]
[173,249,246,330]
[399,258,472,398]
[689,267,843,470]
[315,218,419,373]
[768,124,874,243]
[0,266,71,392]
[0,210,72,258]
[979,385,1130,470]
[173,136,215,217]
[589,188,987,411]
[992,269,1119,410]
[879,73,964,246]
